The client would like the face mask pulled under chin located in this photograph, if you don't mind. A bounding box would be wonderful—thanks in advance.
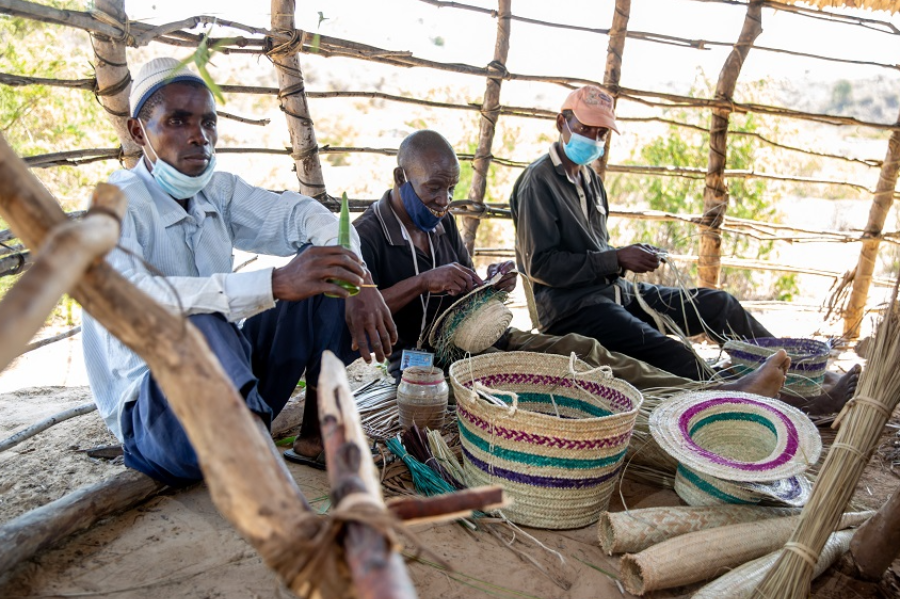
[399,176,442,233]
[138,120,216,200]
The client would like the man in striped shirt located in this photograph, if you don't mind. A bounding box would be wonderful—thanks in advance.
[82,57,396,485]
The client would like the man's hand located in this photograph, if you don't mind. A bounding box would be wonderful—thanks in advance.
[346,273,398,363]
[616,243,664,274]
[272,246,366,301]
[487,260,517,292]
[420,262,483,296]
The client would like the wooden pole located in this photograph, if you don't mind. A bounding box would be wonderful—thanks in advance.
[0,402,96,453]
[318,351,417,599]
[0,132,334,596]
[847,483,900,580]
[268,1,328,200]
[460,0,511,255]
[596,0,630,180]
[89,0,140,168]
[698,0,762,289]
[0,184,123,374]
[0,469,166,575]
[842,111,900,339]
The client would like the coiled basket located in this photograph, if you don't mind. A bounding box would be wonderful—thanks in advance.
[723,337,830,398]
[449,352,642,529]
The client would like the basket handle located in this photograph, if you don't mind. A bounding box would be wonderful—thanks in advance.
[473,381,519,415]
[567,352,613,380]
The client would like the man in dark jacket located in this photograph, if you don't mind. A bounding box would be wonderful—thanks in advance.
[511,85,773,381]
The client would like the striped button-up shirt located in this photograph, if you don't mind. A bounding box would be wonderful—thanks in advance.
[83,161,361,440]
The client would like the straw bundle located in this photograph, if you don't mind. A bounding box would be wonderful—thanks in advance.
[756,294,900,598]
[693,529,853,599]
[619,510,872,595]
[598,505,800,555]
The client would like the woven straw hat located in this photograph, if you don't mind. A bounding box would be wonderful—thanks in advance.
[649,391,822,483]
[129,57,208,118]
[427,272,512,354]
[674,464,812,507]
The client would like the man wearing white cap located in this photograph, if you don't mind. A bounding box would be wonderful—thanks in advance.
[81,57,396,485]
[511,85,774,381]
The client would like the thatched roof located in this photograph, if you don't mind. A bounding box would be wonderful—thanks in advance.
[782,0,900,14]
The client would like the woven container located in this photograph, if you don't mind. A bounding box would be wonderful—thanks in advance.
[449,352,642,529]
[674,465,812,507]
[598,505,799,555]
[693,529,853,599]
[724,337,830,398]
[397,367,449,431]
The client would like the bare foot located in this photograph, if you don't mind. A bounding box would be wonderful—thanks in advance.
[782,364,861,416]
[291,436,324,460]
[718,349,790,398]
[291,386,324,460]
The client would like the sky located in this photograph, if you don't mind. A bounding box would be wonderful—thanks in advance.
[125,0,900,91]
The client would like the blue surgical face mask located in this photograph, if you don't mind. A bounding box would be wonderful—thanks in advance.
[562,120,605,166]
[399,174,442,232]
[139,121,216,200]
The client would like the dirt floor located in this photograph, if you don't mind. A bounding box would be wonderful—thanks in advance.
[1,312,899,598]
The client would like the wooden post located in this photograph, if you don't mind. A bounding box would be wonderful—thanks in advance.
[460,0,511,255]
[318,351,417,599]
[89,0,140,168]
[268,1,328,201]
[698,0,762,289]
[596,0,630,180]
[0,184,123,374]
[0,132,336,596]
[847,483,900,580]
[0,469,165,575]
[843,115,900,339]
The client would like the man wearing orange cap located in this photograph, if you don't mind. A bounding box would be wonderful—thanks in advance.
[510,85,773,380]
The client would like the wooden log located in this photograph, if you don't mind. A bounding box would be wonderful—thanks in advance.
[698,0,762,289]
[0,402,96,453]
[386,485,506,524]
[268,1,327,200]
[0,469,166,575]
[90,0,140,168]
[318,351,416,599]
[842,107,900,340]
[847,483,900,580]
[597,0,630,180]
[0,132,327,595]
[460,0,510,256]
[23,325,82,353]
[0,184,123,374]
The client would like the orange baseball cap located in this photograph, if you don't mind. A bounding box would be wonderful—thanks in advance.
[561,85,619,134]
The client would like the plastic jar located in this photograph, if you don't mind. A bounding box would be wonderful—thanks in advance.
[397,366,449,431]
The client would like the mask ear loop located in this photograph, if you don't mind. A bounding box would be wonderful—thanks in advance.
[136,120,160,165]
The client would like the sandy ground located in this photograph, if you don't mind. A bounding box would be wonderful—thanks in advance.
[0,306,897,598]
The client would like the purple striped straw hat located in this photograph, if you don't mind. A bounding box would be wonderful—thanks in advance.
[649,391,822,483]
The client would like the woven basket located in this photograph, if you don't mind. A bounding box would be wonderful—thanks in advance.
[619,510,871,595]
[449,352,642,529]
[598,505,799,555]
[724,337,831,398]
[692,529,853,599]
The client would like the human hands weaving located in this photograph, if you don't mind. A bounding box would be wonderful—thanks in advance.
[616,243,664,274]
[346,273,397,363]
[486,260,517,292]
[421,262,483,296]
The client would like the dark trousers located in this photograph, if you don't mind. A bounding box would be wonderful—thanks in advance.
[121,295,357,486]
[546,284,772,381]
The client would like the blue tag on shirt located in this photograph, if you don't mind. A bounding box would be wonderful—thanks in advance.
[400,349,434,371]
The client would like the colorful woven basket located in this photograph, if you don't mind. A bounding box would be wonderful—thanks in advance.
[449,352,642,529]
[723,337,831,398]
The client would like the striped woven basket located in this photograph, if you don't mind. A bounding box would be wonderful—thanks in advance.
[723,337,831,398]
[449,352,642,529]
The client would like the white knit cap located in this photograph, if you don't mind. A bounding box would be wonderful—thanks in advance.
[129,57,208,118]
